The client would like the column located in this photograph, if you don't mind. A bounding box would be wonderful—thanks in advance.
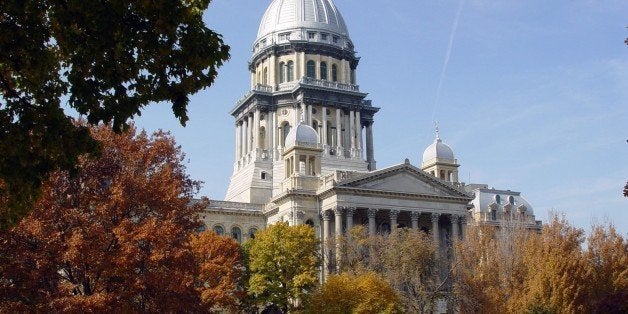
[307,104,313,126]
[243,118,249,157]
[451,214,459,241]
[346,207,355,232]
[389,210,399,230]
[411,211,420,229]
[248,114,254,156]
[367,208,378,235]
[431,213,440,247]
[335,108,343,157]
[253,109,260,157]
[460,215,467,240]
[235,122,241,160]
[333,207,344,272]
[322,210,331,278]
[322,106,328,152]
[355,110,362,158]
[365,122,375,170]
[349,110,355,157]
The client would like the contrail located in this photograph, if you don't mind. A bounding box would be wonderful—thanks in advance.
[432,0,465,122]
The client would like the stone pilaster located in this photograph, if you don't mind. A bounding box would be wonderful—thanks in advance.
[431,213,440,247]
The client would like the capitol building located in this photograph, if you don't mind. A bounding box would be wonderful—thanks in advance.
[200,0,541,276]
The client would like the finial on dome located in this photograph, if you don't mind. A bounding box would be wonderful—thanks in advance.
[434,121,441,142]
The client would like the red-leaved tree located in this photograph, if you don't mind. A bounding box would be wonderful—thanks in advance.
[0,125,204,312]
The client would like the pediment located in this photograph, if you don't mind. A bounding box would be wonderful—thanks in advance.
[337,164,468,198]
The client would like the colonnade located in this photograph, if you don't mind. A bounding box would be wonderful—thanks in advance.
[233,104,375,170]
[320,206,467,273]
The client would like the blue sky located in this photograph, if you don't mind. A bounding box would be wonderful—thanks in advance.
[134,0,628,234]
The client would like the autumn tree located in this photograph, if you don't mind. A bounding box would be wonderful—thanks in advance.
[584,223,628,313]
[453,224,531,313]
[0,125,205,312]
[190,230,245,312]
[337,226,446,313]
[246,222,320,313]
[0,0,230,226]
[307,272,402,314]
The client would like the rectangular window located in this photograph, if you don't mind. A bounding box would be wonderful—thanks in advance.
[279,32,291,42]
[321,33,328,41]
[332,36,339,43]
[308,32,316,39]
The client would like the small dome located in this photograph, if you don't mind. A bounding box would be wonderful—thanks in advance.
[254,0,352,53]
[422,137,455,164]
[285,123,319,147]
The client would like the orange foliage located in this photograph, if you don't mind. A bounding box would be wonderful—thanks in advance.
[190,230,245,311]
[0,125,204,312]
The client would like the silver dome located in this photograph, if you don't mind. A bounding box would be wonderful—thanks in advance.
[422,137,455,164]
[285,122,319,147]
[254,0,352,52]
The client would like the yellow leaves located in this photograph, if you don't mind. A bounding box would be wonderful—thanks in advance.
[307,272,402,314]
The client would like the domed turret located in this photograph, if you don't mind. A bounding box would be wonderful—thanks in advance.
[422,136,455,164]
[285,122,319,147]
[421,126,460,183]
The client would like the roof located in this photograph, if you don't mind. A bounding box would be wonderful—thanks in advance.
[285,122,319,147]
[468,188,535,215]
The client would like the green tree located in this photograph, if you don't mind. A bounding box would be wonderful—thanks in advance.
[0,0,230,227]
[307,272,402,314]
[246,222,319,313]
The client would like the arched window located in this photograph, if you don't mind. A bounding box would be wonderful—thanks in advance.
[495,195,501,204]
[380,222,391,234]
[508,195,515,205]
[287,61,294,81]
[439,170,445,179]
[232,226,242,243]
[263,67,268,85]
[331,64,338,82]
[196,224,206,233]
[213,225,224,236]
[305,219,314,227]
[320,62,327,80]
[306,60,316,78]
[279,62,285,83]
[248,228,258,239]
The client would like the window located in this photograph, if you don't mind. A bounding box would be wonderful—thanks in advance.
[286,61,294,81]
[508,195,515,205]
[308,32,316,39]
[279,62,285,83]
[248,228,258,239]
[440,170,445,179]
[331,64,338,82]
[263,67,268,85]
[232,226,242,243]
[332,35,339,43]
[306,60,316,78]
[195,225,206,233]
[321,33,328,41]
[261,171,268,180]
[213,225,224,236]
[380,222,391,234]
[491,210,497,221]
[305,219,314,227]
[320,62,327,80]
[279,32,290,41]
[495,195,501,204]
